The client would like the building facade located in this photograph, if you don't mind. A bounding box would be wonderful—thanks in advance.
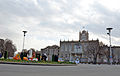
[41,45,60,61]
[111,46,120,63]
[59,30,102,62]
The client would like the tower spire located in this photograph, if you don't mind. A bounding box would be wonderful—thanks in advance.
[82,25,85,31]
[83,26,85,29]
[79,25,89,41]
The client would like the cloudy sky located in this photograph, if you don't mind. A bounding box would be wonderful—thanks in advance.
[0,0,120,52]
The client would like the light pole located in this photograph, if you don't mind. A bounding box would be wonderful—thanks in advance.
[22,31,27,51]
[106,28,113,65]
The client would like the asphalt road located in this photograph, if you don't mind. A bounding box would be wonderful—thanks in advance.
[0,64,120,76]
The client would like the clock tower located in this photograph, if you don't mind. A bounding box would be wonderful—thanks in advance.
[79,30,89,41]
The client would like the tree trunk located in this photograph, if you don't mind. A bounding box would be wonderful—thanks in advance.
[93,55,97,64]
[93,57,96,64]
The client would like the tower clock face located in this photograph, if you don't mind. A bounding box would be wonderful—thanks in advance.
[81,33,87,41]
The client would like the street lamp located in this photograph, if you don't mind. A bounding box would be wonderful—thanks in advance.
[106,28,113,65]
[22,31,27,51]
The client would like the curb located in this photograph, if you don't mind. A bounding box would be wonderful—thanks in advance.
[0,62,77,66]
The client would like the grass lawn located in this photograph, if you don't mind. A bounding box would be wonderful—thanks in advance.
[0,59,75,64]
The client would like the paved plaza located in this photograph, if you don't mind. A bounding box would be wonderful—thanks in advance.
[0,64,120,76]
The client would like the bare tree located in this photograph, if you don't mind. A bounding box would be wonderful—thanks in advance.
[0,39,4,55]
[86,40,99,64]
[4,39,17,57]
[98,45,109,63]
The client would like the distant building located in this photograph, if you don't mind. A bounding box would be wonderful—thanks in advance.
[40,30,120,63]
[41,45,60,61]
[111,46,120,63]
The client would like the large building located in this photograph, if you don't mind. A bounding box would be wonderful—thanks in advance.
[59,30,102,62]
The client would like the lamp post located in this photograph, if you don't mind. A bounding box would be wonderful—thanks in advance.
[22,31,27,51]
[106,28,113,65]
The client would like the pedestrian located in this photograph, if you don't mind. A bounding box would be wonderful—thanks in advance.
[75,59,79,64]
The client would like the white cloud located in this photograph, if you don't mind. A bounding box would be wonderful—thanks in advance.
[98,0,120,10]
[0,0,120,52]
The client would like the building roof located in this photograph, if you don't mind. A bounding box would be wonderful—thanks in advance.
[60,39,99,44]
[41,45,60,50]
[111,46,120,48]
[60,40,79,43]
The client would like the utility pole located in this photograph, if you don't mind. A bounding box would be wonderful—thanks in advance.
[106,28,113,65]
[22,31,27,51]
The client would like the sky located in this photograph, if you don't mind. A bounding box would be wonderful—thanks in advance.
[0,0,120,52]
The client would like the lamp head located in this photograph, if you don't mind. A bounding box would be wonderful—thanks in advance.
[106,28,113,33]
[106,28,113,31]
[23,31,27,34]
